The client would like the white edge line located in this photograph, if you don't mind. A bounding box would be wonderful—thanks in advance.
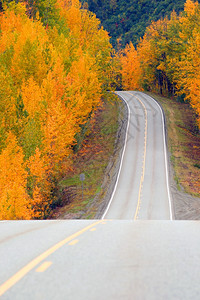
[101,92,131,219]
[144,93,173,220]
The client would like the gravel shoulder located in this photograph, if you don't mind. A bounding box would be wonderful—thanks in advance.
[169,161,200,220]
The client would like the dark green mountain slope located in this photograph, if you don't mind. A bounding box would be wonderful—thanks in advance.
[81,0,186,47]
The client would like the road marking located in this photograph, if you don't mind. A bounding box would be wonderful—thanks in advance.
[0,220,102,297]
[36,261,52,273]
[101,92,131,219]
[90,228,96,231]
[131,92,173,220]
[144,93,173,220]
[127,93,148,220]
[69,239,79,246]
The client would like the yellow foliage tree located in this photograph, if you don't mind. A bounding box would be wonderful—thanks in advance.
[120,0,200,130]
[120,42,142,90]
[0,132,31,220]
[66,51,102,123]
[0,0,114,219]
[27,147,51,219]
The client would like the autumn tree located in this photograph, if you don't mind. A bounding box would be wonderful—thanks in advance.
[0,0,114,219]
[175,0,200,126]
[0,133,31,219]
[120,0,200,130]
[119,42,142,90]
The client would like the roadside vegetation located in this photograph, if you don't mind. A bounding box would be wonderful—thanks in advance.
[0,0,199,220]
[119,0,200,131]
[80,0,186,48]
[119,0,200,196]
[0,0,114,219]
[148,93,200,196]
[49,95,120,219]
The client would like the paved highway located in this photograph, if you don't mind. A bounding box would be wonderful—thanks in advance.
[1,220,200,299]
[103,91,172,220]
[1,91,199,299]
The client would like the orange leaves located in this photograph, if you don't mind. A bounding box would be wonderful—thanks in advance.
[174,1,200,128]
[0,3,26,53]
[66,52,102,123]
[0,4,51,87]
[27,147,51,218]
[41,57,66,109]
[120,42,142,90]
[57,0,81,34]
[56,0,113,90]
[120,0,200,128]
[183,0,199,17]
[43,99,76,167]
[21,78,43,117]
[10,22,50,86]
[0,133,31,220]
[28,147,47,180]
[0,0,113,219]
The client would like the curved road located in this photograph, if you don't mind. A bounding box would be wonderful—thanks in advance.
[1,220,200,299]
[1,91,199,300]
[103,91,172,220]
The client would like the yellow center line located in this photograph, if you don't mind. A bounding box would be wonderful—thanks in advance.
[0,220,103,297]
[68,239,79,246]
[127,92,148,220]
[36,261,52,273]
[90,228,96,231]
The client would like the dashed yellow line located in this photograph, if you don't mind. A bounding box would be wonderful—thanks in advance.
[90,228,96,232]
[69,239,79,246]
[127,92,148,220]
[36,261,52,273]
[0,220,102,297]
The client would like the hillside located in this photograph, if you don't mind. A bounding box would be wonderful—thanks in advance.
[0,0,114,219]
[81,0,186,47]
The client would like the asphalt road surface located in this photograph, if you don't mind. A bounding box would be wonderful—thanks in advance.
[1,91,199,299]
[103,91,172,220]
[1,220,200,299]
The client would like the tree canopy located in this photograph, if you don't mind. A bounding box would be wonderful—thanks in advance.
[120,0,200,130]
[81,0,186,48]
[0,0,113,219]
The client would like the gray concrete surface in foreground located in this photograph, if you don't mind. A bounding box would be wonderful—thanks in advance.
[0,220,200,299]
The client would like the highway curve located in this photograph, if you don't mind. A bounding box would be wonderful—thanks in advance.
[103,91,173,220]
[3,92,199,300]
[1,220,200,299]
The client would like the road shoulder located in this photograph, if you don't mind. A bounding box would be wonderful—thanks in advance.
[146,92,200,220]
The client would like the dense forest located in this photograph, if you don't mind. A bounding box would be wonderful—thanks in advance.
[81,0,186,47]
[0,0,114,219]
[0,0,199,219]
[120,0,200,129]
